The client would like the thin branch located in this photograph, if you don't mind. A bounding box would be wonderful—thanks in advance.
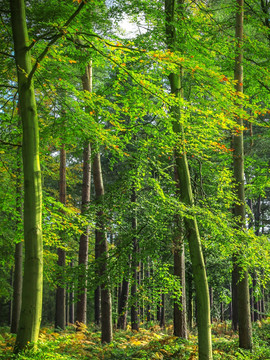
[27,1,86,84]
[0,51,14,58]
[0,140,21,147]
[0,84,17,89]
[258,80,270,93]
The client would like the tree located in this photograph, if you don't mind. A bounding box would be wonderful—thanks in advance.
[55,144,67,330]
[232,0,252,350]
[93,152,113,343]
[10,0,43,351]
[165,0,212,358]
[76,63,92,325]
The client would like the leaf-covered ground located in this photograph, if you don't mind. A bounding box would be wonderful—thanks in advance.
[0,319,269,360]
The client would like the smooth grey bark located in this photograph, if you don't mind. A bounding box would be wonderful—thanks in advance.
[93,152,112,343]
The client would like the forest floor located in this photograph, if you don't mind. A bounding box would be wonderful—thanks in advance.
[0,318,269,359]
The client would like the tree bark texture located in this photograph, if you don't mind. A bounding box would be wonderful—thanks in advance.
[10,0,43,351]
[93,153,113,343]
[76,64,92,324]
[165,1,212,358]
[232,0,252,350]
[11,148,23,334]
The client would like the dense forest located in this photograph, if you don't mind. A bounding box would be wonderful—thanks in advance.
[0,0,270,359]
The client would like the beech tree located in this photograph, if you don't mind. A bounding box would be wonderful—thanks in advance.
[165,0,212,358]
[10,0,43,350]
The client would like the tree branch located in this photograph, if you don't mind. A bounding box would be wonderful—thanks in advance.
[27,1,87,84]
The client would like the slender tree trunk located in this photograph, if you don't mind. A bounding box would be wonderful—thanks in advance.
[146,258,151,322]
[131,188,139,331]
[55,145,66,330]
[232,0,252,350]
[231,259,239,330]
[174,241,187,338]
[69,261,75,324]
[160,293,165,328]
[94,233,101,326]
[117,278,129,329]
[165,1,212,358]
[140,261,144,321]
[10,0,43,351]
[93,153,112,343]
[157,294,161,322]
[187,269,193,330]
[11,147,23,334]
[77,63,92,325]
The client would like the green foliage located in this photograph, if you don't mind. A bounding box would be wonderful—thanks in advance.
[0,319,270,359]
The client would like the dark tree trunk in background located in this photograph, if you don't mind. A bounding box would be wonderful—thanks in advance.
[117,278,129,330]
[131,188,139,331]
[94,231,101,326]
[93,153,112,343]
[69,261,75,324]
[187,270,193,330]
[231,259,238,331]
[55,145,67,330]
[146,258,151,322]
[174,241,187,338]
[160,293,165,328]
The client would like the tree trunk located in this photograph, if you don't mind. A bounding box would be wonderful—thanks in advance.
[131,188,139,331]
[146,258,151,322]
[117,278,129,329]
[160,293,165,328]
[55,145,66,330]
[232,0,252,350]
[76,63,92,325]
[11,147,23,334]
[231,259,239,330]
[187,269,193,330]
[93,153,113,343]
[174,241,187,338]
[165,1,212,358]
[69,261,75,324]
[10,0,43,351]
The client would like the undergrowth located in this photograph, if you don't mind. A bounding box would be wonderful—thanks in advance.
[0,318,269,359]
